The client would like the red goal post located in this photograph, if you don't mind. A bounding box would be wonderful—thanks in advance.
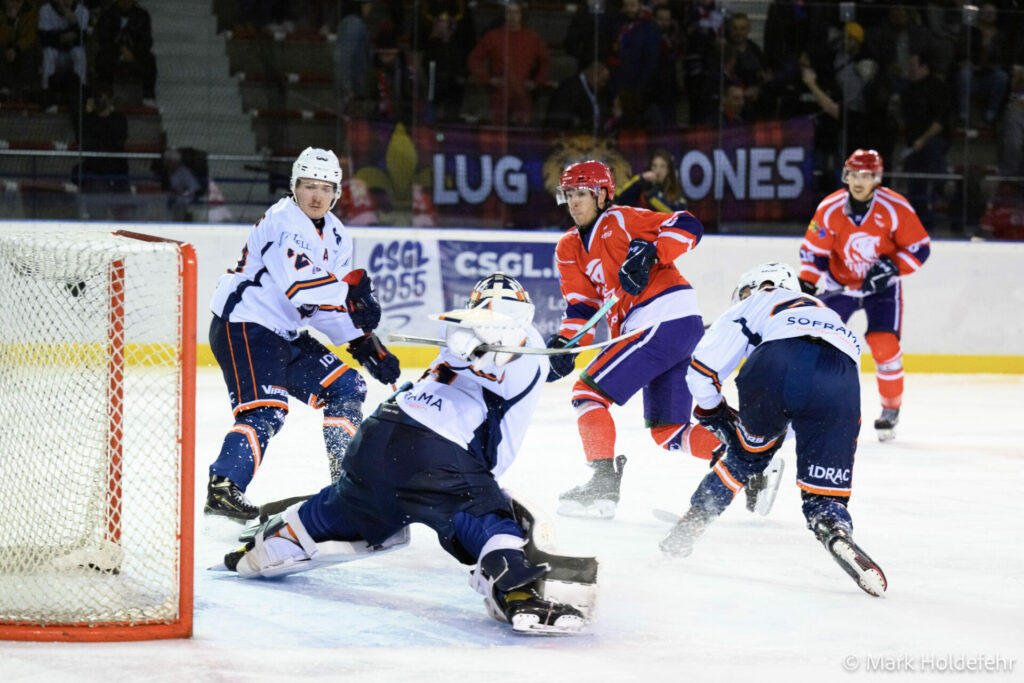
[0,229,195,641]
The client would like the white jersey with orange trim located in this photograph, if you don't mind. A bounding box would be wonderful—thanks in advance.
[686,287,862,410]
[210,197,362,345]
[396,325,548,477]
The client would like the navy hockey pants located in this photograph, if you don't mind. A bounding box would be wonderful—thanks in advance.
[736,337,861,500]
[298,403,522,564]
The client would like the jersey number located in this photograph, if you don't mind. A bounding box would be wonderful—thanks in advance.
[287,248,313,270]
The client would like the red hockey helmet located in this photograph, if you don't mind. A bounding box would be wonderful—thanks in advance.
[842,149,883,185]
[556,160,615,205]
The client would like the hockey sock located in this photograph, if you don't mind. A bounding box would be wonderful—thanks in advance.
[576,405,616,463]
[322,398,363,482]
[690,451,770,516]
[867,332,903,409]
[801,494,853,533]
[453,512,525,560]
[572,379,615,463]
[649,423,720,460]
[317,369,367,481]
[209,407,284,490]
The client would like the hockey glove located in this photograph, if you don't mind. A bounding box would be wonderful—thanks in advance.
[799,278,818,295]
[859,255,898,295]
[348,333,400,385]
[618,238,658,296]
[693,400,740,453]
[545,334,578,383]
[343,269,382,331]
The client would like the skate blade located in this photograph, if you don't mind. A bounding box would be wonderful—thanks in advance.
[829,538,888,597]
[652,508,683,524]
[511,612,586,635]
[754,456,785,517]
[556,499,617,519]
[876,427,896,442]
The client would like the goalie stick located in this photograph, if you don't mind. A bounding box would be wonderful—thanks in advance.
[390,294,624,356]
[387,323,655,356]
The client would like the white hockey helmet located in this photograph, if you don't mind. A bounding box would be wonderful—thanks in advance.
[732,262,800,303]
[291,147,342,209]
[467,271,535,328]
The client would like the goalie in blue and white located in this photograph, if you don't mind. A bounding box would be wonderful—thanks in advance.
[661,262,887,597]
[221,273,596,635]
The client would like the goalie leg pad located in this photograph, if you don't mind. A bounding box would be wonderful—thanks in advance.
[234,503,320,578]
[233,510,411,579]
[506,491,599,618]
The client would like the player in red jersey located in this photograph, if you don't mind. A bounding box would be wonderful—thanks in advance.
[546,160,720,519]
[798,149,931,441]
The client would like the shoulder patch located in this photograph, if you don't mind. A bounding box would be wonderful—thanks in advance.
[807,220,826,239]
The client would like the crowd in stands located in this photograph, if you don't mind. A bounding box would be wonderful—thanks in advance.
[3,1,1024,234]
[0,0,156,107]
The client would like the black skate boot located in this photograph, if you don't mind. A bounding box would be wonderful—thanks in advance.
[473,547,587,635]
[659,506,712,558]
[204,475,259,522]
[874,407,899,442]
[812,517,887,597]
[556,454,627,519]
[490,586,586,635]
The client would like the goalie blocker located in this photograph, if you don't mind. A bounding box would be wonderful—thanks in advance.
[219,492,598,635]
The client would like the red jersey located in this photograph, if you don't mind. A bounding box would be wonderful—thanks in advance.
[799,187,931,289]
[554,205,703,341]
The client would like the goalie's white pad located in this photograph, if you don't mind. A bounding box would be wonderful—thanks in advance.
[234,503,410,578]
[504,490,599,619]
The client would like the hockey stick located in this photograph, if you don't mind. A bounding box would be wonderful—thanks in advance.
[563,294,618,348]
[387,323,655,356]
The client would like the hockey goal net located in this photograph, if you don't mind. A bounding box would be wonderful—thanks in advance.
[0,229,195,641]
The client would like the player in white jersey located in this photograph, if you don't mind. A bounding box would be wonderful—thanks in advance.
[221,274,589,635]
[661,262,887,597]
[206,147,400,521]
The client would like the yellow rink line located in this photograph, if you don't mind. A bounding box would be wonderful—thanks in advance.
[193,345,1024,375]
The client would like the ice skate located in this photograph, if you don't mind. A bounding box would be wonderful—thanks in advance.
[204,475,259,522]
[659,506,712,558]
[746,453,785,516]
[557,455,627,519]
[813,518,887,597]
[874,407,899,442]
[488,586,586,635]
[472,545,587,635]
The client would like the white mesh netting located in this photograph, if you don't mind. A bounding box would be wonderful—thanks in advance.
[0,231,188,628]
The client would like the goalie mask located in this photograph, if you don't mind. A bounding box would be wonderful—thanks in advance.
[291,147,342,209]
[467,272,535,329]
[732,262,800,303]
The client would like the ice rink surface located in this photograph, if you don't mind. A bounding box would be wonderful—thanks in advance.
[5,368,1023,682]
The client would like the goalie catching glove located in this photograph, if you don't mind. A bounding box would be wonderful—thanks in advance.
[440,307,529,370]
[348,333,400,385]
[343,269,382,331]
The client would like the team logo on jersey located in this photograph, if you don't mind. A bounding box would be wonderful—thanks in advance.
[843,232,881,277]
[806,220,826,239]
[584,259,607,290]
